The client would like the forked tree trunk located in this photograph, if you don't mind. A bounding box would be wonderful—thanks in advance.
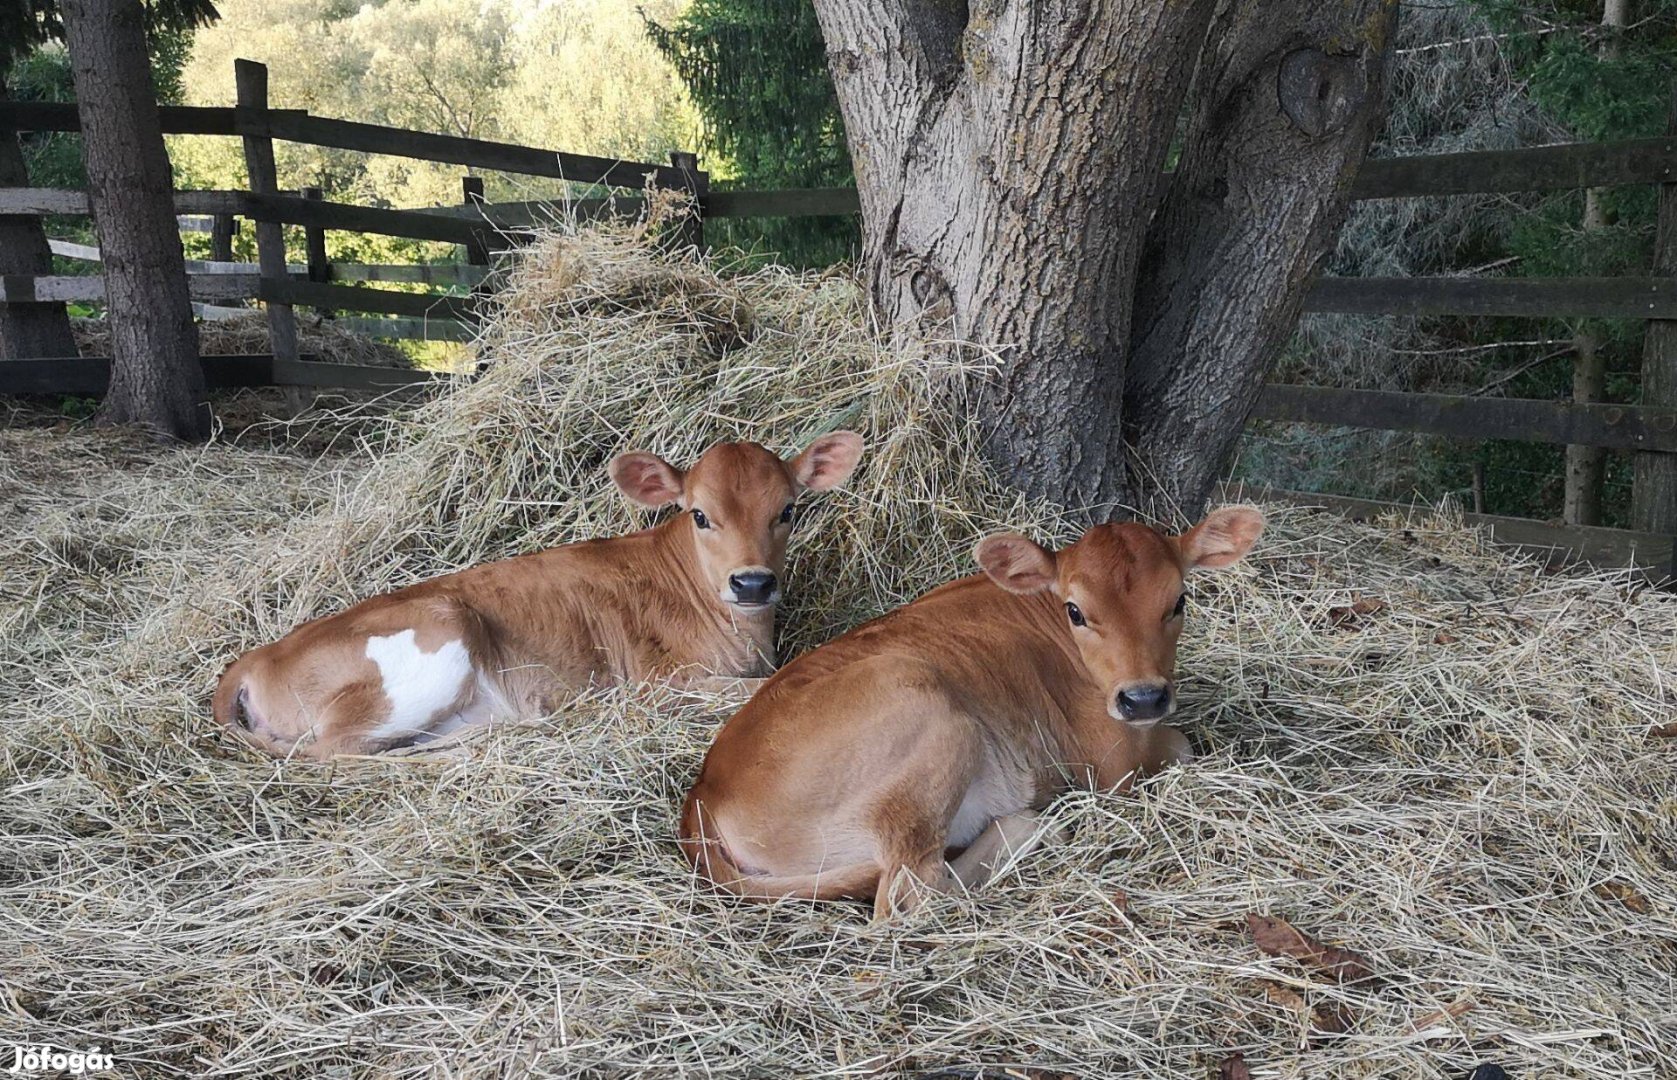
[61,0,207,439]
[0,69,79,362]
[812,0,1398,519]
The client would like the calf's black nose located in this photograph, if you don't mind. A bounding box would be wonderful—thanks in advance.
[729,570,778,605]
[1115,683,1171,721]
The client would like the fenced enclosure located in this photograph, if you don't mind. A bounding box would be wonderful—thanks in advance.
[1,59,1673,578]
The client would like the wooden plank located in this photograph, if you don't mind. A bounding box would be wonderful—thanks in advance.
[240,191,480,245]
[0,188,90,215]
[1254,384,1677,452]
[45,238,101,262]
[170,191,242,215]
[1220,483,1673,577]
[266,112,686,190]
[329,263,486,286]
[0,354,440,393]
[1304,276,1677,318]
[336,316,475,342]
[0,273,261,303]
[705,187,861,218]
[47,238,302,276]
[301,186,330,282]
[0,187,243,216]
[261,278,476,320]
[0,102,306,136]
[1633,85,1677,556]
[461,176,490,266]
[668,150,706,249]
[237,60,300,371]
[423,197,633,227]
[1353,137,1677,199]
[0,355,276,394]
[271,358,442,389]
[194,302,252,321]
[9,187,488,243]
[210,212,236,261]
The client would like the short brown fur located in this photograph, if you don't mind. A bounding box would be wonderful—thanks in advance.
[214,434,863,759]
[679,507,1264,919]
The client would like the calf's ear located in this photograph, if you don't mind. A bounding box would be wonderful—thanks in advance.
[975,533,1058,594]
[1178,506,1265,571]
[609,451,686,508]
[790,430,864,491]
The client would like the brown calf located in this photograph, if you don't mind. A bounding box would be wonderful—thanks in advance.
[679,506,1264,919]
[213,433,864,759]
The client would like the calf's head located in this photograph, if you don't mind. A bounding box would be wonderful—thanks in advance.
[976,507,1264,725]
[609,432,864,612]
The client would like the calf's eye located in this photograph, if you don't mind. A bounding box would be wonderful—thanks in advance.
[1172,593,1187,618]
[1065,601,1086,627]
[779,503,795,524]
[692,508,710,529]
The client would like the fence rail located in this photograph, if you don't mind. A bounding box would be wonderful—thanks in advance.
[3,60,1675,575]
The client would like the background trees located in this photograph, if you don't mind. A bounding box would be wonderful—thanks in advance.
[645,0,856,266]
[170,0,697,217]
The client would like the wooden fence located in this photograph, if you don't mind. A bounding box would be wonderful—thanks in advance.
[1,59,1674,576]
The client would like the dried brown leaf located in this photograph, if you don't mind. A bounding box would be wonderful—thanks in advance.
[1325,595,1387,629]
[1217,1052,1252,1080]
[1260,981,1353,1039]
[1410,996,1476,1032]
[1594,880,1652,914]
[1247,913,1375,983]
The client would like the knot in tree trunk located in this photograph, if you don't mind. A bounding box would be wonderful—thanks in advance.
[1278,47,1365,137]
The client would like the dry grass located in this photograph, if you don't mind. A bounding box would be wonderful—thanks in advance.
[3,224,1675,1078]
[72,310,414,369]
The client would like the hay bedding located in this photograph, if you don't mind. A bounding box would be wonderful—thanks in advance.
[2,225,1675,1079]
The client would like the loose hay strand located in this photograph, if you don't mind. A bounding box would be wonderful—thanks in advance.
[2,222,1675,1078]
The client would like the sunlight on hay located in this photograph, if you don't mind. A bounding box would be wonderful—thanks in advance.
[2,223,1675,1079]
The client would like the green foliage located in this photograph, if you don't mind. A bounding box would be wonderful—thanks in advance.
[171,0,697,214]
[8,23,203,195]
[0,0,219,68]
[646,0,857,268]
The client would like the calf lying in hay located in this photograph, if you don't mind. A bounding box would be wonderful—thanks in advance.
[1,225,1674,1078]
[682,510,1264,921]
[212,433,862,759]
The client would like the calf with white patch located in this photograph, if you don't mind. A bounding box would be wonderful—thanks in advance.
[213,433,864,759]
[679,507,1264,920]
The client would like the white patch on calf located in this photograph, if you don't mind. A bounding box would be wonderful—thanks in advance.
[364,629,473,741]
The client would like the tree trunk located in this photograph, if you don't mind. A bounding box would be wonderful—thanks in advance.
[61,0,207,440]
[0,66,79,363]
[1125,1,1397,520]
[813,0,1398,518]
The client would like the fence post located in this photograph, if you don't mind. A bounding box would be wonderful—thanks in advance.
[461,175,490,265]
[668,150,706,252]
[233,58,300,401]
[301,186,330,285]
[1634,83,1677,585]
[210,212,237,263]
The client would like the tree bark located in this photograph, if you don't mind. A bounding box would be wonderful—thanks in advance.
[0,66,79,363]
[813,0,1398,517]
[61,0,207,439]
[1125,0,1397,520]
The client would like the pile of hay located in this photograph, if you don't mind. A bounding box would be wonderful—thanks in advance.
[3,225,1674,1078]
